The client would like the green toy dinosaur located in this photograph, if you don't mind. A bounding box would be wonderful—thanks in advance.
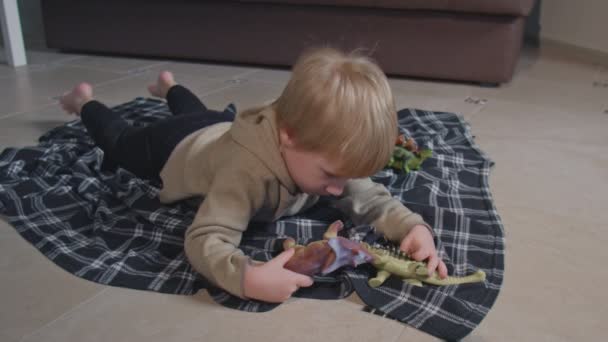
[386,135,432,173]
[387,146,432,173]
[363,243,486,287]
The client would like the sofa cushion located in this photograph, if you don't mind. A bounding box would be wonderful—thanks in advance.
[236,0,536,16]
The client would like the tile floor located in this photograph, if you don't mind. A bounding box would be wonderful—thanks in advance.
[1,44,607,342]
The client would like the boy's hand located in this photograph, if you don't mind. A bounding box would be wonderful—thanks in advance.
[243,248,314,303]
[400,225,448,279]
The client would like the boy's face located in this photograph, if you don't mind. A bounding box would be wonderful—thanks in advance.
[279,129,349,196]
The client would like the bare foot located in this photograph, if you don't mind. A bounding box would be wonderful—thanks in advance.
[147,71,177,99]
[60,82,93,116]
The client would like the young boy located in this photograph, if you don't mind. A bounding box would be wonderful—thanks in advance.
[60,48,447,303]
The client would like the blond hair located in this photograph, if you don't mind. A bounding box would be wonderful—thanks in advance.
[273,47,397,178]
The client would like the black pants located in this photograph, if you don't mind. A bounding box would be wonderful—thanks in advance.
[80,85,235,180]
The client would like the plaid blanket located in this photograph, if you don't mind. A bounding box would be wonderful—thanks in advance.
[0,98,504,341]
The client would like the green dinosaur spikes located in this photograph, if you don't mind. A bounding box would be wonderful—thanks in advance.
[363,244,486,288]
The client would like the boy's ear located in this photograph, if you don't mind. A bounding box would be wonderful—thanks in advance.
[279,126,296,148]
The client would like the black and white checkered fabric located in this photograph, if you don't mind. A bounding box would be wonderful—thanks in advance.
[0,98,503,341]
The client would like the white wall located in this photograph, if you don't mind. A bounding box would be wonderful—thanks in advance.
[540,0,608,54]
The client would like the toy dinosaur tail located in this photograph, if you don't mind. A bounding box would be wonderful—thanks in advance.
[423,270,486,286]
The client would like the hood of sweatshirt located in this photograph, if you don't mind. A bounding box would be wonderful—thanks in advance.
[229,105,298,195]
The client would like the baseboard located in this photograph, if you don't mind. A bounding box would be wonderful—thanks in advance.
[540,38,608,68]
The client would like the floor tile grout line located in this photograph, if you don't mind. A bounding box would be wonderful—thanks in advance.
[64,63,146,76]
[60,58,172,76]
[242,78,289,86]
[394,325,422,342]
[191,68,262,83]
[43,55,90,67]
[193,69,288,97]
[465,104,487,122]
[19,287,110,342]
[0,102,58,120]
[91,72,156,88]
[197,82,246,98]
[133,60,173,71]
[230,68,264,80]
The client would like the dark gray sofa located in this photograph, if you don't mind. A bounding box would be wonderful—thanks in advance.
[41,0,536,84]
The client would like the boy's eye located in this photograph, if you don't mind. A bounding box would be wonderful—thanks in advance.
[323,170,336,178]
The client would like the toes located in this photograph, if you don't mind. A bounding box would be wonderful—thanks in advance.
[150,72,177,98]
[60,102,74,115]
[147,84,159,96]
[159,70,175,83]
[76,82,93,97]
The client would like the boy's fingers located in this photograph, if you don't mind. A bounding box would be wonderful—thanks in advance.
[295,275,314,288]
[438,260,449,278]
[427,255,439,275]
[411,249,428,261]
[400,236,412,253]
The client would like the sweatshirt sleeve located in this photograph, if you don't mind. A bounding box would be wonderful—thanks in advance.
[333,178,432,243]
[183,167,266,299]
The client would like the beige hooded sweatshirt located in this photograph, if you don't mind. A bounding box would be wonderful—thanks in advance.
[158,106,429,298]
